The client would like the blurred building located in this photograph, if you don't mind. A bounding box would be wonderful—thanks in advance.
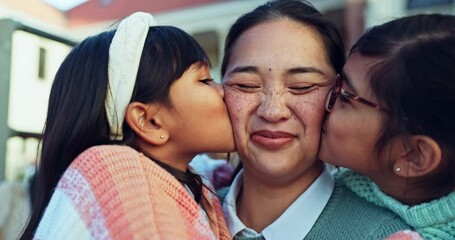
[345,0,455,49]
[366,0,454,27]
[0,20,74,182]
[0,0,453,182]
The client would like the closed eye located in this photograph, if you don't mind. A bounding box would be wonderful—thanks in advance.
[338,94,351,103]
[200,78,214,85]
[235,84,259,89]
[223,83,260,93]
[289,85,313,91]
[288,85,318,94]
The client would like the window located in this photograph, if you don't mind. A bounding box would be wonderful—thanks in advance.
[193,31,219,68]
[38,47,46,80]
[407,0,454,9]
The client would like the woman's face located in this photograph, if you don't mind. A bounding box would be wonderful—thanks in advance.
[164,63,235,156]
[319,53,385,176]
[223,19,336,182]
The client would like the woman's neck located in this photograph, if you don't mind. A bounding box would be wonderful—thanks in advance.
[236,163,323,232]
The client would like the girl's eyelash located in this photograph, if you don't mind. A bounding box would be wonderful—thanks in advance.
[200,78,214,84]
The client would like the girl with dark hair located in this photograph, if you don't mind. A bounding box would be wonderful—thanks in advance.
[219,0,409,239]
[21,12,234,239]
[320,13,455,239]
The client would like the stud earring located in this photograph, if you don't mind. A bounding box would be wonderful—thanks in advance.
[160,135,164,139]
[395,167,401,172]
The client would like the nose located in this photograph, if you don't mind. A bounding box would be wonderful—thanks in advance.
[212,81,225,98]
[257,91,291,122]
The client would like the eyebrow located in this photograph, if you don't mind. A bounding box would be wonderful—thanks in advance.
[228,66,324,76]
[287,67,324,75]
[227,66,258,76]
[341,71,359,94]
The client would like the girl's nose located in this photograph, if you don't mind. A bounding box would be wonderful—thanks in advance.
[213,81,225,98]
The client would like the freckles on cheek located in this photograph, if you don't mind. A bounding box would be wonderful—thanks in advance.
[224,97,243,123]
[291,100,326,122]
[225,92,252,113]
[289,97,327,137]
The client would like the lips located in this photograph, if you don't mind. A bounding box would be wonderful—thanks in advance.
[250,130,295,150]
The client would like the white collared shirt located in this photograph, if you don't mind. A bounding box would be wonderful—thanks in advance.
[223,165,334,240]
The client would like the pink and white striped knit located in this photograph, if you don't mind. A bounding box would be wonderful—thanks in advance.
[34,145,231,240]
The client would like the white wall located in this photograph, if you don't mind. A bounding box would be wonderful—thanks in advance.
[6,30,71,180]
[9,30,71,133]
[366,0,455,28]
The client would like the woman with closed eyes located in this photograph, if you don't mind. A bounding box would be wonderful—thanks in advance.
[218,1,410,239]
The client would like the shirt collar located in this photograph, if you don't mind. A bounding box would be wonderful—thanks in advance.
[223,165,334,240]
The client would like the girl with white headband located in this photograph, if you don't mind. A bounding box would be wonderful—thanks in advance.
[20,12,234,239]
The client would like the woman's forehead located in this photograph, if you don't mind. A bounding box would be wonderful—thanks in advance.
[226,20,332,76]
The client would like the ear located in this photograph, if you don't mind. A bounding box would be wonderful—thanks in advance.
[393,135,442,178]
[124,102,169,146]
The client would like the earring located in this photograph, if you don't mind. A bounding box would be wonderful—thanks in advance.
[395,167,401,172]
[160,135,164,139]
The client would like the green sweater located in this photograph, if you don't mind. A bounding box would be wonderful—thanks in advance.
[305,181,410,239]
[219,180,410,239]
[340,170,455,240]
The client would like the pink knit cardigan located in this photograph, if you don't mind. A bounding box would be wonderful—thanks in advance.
[34,145,231,239]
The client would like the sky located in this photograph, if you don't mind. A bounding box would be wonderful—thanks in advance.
[42,0,88,11]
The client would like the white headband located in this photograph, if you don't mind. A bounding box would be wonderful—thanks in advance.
[105,12,156,141]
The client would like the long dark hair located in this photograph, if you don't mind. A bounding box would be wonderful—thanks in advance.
[221,0,345,77]
[352,14,455,199]
[21,26,210,239]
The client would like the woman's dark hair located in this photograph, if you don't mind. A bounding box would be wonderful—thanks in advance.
[221,0,345,77]
[21,26,210,239]
[351,14,455,200]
